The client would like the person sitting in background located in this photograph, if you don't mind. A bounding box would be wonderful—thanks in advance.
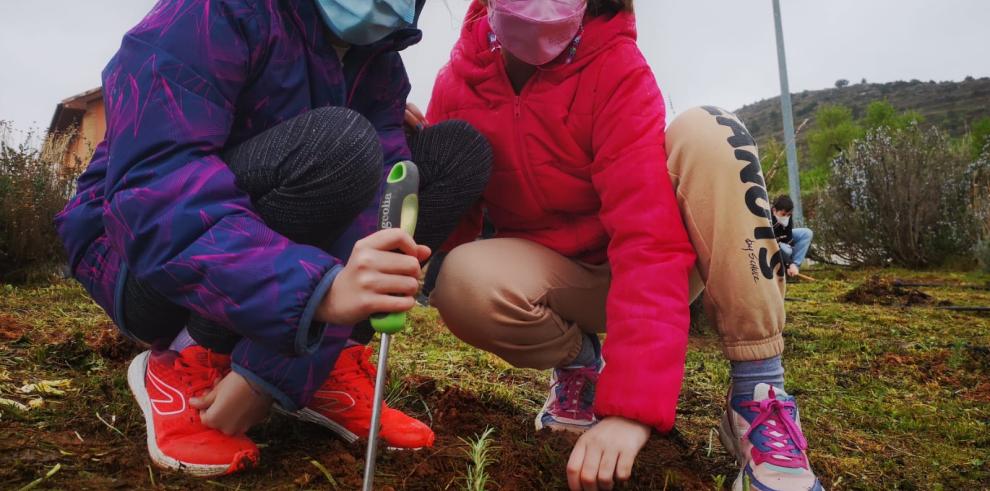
[772,195,815,278]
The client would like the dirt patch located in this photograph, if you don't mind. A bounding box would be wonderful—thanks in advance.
[0,313,30,340]
[0,426,150,489]
[966,382,990,403]
[85,322,141,361]
[274,379,722,490]
[423,386,716,490]
[843,275,943,306]
[872,345,990,399]
[2,325,728,489]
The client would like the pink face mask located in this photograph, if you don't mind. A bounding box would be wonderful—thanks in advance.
[489,0,587,66]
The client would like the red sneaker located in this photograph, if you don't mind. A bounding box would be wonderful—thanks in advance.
[127,347,259,477]
[285,345,435,449]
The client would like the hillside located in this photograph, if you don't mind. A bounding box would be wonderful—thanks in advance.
[735,77,990,147]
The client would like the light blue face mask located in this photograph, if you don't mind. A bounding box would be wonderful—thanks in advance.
[315,0,416,46]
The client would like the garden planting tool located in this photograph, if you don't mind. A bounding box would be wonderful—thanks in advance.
[363,161,420,491]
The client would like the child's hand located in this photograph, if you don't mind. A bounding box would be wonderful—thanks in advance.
[566,416,651,491]
[192,370,272,436]
[317,229,431,326]
[404,102,428,134]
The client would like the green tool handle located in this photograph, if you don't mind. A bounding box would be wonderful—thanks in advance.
[369,161,420,334]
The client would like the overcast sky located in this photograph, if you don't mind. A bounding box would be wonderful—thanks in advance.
[2,0,989,136]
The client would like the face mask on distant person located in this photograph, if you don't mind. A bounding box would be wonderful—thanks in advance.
[315,0,416,46]
[489,0,587,66]
[777,215,791,227]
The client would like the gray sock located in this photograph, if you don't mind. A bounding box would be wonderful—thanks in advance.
[730,355,785,399]
[168,328,197,352]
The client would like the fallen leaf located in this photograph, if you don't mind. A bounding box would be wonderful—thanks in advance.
[0,397,28,411]
[294,472,313,487]
[19,379,72,396]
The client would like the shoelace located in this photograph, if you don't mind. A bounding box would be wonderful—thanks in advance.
[355,347,379,379]
[740,389,809,469]
[173,351,223,397]
[552,366,598,416]
[324,348,377,403]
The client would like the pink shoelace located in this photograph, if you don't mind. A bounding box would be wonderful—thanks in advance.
[740,388,809,469]
[551,366,598,419]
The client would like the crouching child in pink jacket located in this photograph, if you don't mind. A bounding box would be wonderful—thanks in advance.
[414,1,824,490]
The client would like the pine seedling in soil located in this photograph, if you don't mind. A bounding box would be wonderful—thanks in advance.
[460,426,497,491]
[711,473,728,490]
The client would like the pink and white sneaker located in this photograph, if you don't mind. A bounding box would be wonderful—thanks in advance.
[534,358,603,434]
[719,383,823,491]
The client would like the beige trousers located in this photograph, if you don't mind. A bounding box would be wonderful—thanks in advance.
[431,107,786,367]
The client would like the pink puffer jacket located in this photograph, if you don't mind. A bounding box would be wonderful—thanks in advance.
[428,2,696,431]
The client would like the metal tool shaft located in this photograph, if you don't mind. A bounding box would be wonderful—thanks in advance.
[362,332,392,491]
[362,161,418,490]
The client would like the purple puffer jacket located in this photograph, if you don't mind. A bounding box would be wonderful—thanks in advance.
[55,0,424,409]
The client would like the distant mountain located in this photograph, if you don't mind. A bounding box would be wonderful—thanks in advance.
[734,77,990,148]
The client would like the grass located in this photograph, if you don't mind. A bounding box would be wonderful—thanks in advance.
[1,266,989,489]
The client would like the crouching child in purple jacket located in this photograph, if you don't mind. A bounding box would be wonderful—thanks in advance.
[55,0,491,476]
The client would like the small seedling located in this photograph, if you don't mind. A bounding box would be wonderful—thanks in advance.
[711,474,728,490]
[17,463,61,491]
[309,458,339,488]
[460,426,498,491]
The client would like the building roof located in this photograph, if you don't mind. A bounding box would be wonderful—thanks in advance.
[48,87,103,136]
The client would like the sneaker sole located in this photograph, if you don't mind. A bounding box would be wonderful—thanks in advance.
[718,410,743,464]
[718,411,750,491]
[535,359,604,434]
[272,406,426,451]
[127,351,255,477]
[534,395,595,434]
[718,411,826,491]
[534,416,595,434]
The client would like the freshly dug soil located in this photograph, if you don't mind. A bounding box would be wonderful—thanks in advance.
[284,377,722,490]
[843,275,938,307]
[1,370,729,490]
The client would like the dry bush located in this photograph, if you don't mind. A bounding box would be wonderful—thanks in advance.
[0,122,78,283]
[812,124,984,267]
[969,148,990,271]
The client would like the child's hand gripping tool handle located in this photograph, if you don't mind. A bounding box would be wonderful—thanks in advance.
[369,161,420,334]
[363,161,419,491]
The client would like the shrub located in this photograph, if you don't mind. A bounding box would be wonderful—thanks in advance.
[0,122,77,283]
[758,138,789,196]
[863,100,923,131]
[970,147,990,257]
[812,124,983,267]
[971,117,990,160]
[808,104,863,169]
[975,240,990,273]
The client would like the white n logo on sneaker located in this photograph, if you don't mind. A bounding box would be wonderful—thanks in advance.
[148,370,187,416]
[312,391,356,413]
